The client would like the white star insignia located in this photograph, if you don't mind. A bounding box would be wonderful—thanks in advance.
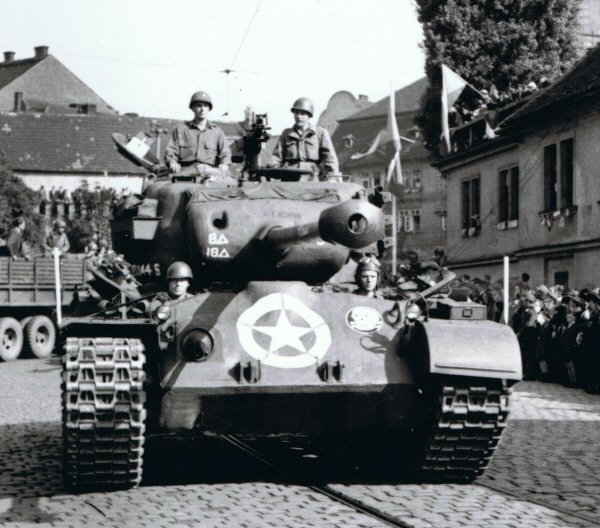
[253,310,313,353]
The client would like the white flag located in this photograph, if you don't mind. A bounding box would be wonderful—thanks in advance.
[441,64,468,153]
[350,130,383,160]
[386,84,402,185]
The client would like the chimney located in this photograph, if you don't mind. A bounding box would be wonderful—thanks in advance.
[34,46,49,60]
[3,51,15,64]
[358,94,369,101]
[13,92,23,112]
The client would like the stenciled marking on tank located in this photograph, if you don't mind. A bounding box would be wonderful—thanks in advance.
[206,247,231,258]
[346,306,383,335]
[131,263,161,277]
[236,293,331,368]
[208,233,229,244]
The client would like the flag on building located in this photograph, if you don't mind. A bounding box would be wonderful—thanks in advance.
[441,64,469,153]
[350,130,383,159]
[386,85,402,185]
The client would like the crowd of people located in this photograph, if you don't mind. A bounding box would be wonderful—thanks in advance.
[510,280,600,392]
[449,78,549,127]
[450,271,600,393]
[36,183,133,218]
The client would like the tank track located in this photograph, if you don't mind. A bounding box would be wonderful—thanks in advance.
[419,380,512,482]
[62,337,146,491]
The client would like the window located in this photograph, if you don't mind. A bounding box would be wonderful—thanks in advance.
[497,165,519,229]
[398,209,421,233]
[404,169,422,191]
[560,138,573,208]
[544,138,574,211]
[461,176,480,236]
[372,172,381,188]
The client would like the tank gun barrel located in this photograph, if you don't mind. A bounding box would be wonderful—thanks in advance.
[265,200,384,251]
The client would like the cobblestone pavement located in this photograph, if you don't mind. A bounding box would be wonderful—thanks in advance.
[1,357,600,527]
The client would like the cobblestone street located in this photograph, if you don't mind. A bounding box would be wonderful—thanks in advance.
[1,358,600,527]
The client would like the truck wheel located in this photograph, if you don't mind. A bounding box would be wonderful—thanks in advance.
[25,316,56,359]
[0,317,24,361]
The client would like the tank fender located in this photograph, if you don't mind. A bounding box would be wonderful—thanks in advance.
[416,319,522,380]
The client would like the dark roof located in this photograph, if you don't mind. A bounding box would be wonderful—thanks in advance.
[0,58,40,90]
[0,111,244,174]
[503,44,600,127]
[340,77,428,122]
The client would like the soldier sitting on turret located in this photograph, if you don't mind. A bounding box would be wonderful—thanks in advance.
[166,261,194,301]
[268,97,340,181]
[353,256,382,298]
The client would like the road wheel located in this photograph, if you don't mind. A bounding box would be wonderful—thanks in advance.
[25,315,56,359]
[0,317,24,361]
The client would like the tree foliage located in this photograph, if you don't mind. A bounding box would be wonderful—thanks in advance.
[0,150,44,249]
[415,0,581,153]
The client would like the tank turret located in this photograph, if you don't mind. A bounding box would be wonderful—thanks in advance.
[111,130,385,284]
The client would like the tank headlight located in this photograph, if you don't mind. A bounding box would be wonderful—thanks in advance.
[182,329,214,362]
[155,305,172,322]
[406,303,421,321]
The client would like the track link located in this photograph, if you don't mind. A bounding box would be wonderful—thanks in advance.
[420,380,512,482]
[62,337,146,491]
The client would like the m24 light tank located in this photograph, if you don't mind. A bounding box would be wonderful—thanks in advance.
[60,119,522,491]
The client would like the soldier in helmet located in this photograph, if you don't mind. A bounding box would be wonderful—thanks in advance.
[44,219,71,256]
[165,91,231,175]
[167,261,194,301]
[269,97,340,181]
[353,256,382,298]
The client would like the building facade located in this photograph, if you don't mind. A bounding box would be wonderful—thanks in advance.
[331,77,446,262]
[437,44,600,289]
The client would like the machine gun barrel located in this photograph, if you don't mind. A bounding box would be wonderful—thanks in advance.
[265,200,384,251]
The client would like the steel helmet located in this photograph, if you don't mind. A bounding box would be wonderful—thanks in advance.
[189,91,213,110]
[290,97,314,117]
[167,261,193,280]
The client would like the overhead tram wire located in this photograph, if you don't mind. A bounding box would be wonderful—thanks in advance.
[221,0,263,116]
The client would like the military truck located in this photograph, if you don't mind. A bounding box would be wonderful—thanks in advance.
[0,255,88,361]
[59,121,522,491]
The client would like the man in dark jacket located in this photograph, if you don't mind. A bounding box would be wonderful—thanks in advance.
[6,217,29,260]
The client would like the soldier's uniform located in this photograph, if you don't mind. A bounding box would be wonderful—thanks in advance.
[269,125,339,178]
[269,97,339,180]
[165,121,231,169]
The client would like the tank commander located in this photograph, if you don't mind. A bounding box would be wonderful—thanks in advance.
[268,97,340,181]
[164,91,231,175]
[353,256,382,298]
[167,261,194,301]
[44,219,71,256]
[6,217,30,261]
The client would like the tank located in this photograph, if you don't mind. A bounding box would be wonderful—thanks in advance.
[59,119,522,491]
